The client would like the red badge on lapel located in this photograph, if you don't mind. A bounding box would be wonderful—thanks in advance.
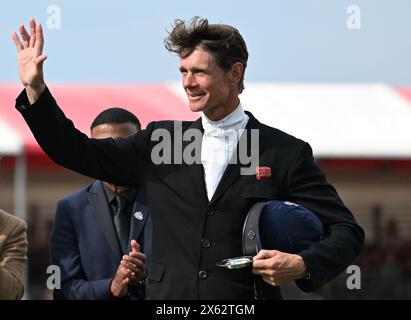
[256,166,272,180]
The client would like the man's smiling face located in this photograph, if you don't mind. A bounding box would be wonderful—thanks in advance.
[179,47,234,119]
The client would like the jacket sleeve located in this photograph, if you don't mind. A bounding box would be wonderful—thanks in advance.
[15,87,154,188]
[0,218,27,300]
[286,142,365,292]
[50,200,114,300]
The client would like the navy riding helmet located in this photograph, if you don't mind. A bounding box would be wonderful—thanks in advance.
[243,200,325,256]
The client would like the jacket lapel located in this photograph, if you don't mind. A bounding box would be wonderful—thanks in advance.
[184,118,209,206]
[87,181,122,260]
[209,112,266,205]
[128,189,150,252]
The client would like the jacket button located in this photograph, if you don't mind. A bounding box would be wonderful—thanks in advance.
[207,209,216,216]
[201,238,211,248]
[198,270,208,279]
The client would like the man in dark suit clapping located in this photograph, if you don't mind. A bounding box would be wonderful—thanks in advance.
[50,108,151,299]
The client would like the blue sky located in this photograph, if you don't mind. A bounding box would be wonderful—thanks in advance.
[1,0,410,84]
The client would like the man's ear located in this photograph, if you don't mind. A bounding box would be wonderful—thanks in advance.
[230,62,244,87]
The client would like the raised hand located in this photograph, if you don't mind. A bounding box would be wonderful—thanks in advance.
[12,18,47,104]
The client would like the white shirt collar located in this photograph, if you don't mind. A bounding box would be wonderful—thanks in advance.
[201,102,247,133]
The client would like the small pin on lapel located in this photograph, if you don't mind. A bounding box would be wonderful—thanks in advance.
[134,211,144,220]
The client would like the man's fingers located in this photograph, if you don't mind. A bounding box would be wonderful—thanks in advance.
[29,18,36,33]
[252,254,275,271]
[121,260,143,273]
[121,256,145,274]
[252,266,274,277]
[253,249,278,261]
[29,18,36,48]
[123,254,145,268]
[35,54,47,66]
[252,259,274,276]
[252,267,263,276]
[127,273,137,281]
[131,240,140,252]
[252,256,278,275]
[129,251,145,261]
[122,257,138,269]
[18,25,30,41]
[121,261,144,280]
[29,32,36,49]
[13,19,40,51]
[262,276,278,287]
[34,23,44,55]
[119,265,133,277]
[19,25,30,48]
[121,277,129,287]
[252,259,267,270]
[11,32,23,51]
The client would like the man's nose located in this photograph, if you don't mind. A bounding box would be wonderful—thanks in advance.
[183,72,196,88]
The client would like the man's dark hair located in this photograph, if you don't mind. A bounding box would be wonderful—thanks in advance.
[164,17,248,93]
[90,108,141,131]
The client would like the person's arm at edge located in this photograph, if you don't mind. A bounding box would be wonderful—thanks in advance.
[0,218,27,300]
